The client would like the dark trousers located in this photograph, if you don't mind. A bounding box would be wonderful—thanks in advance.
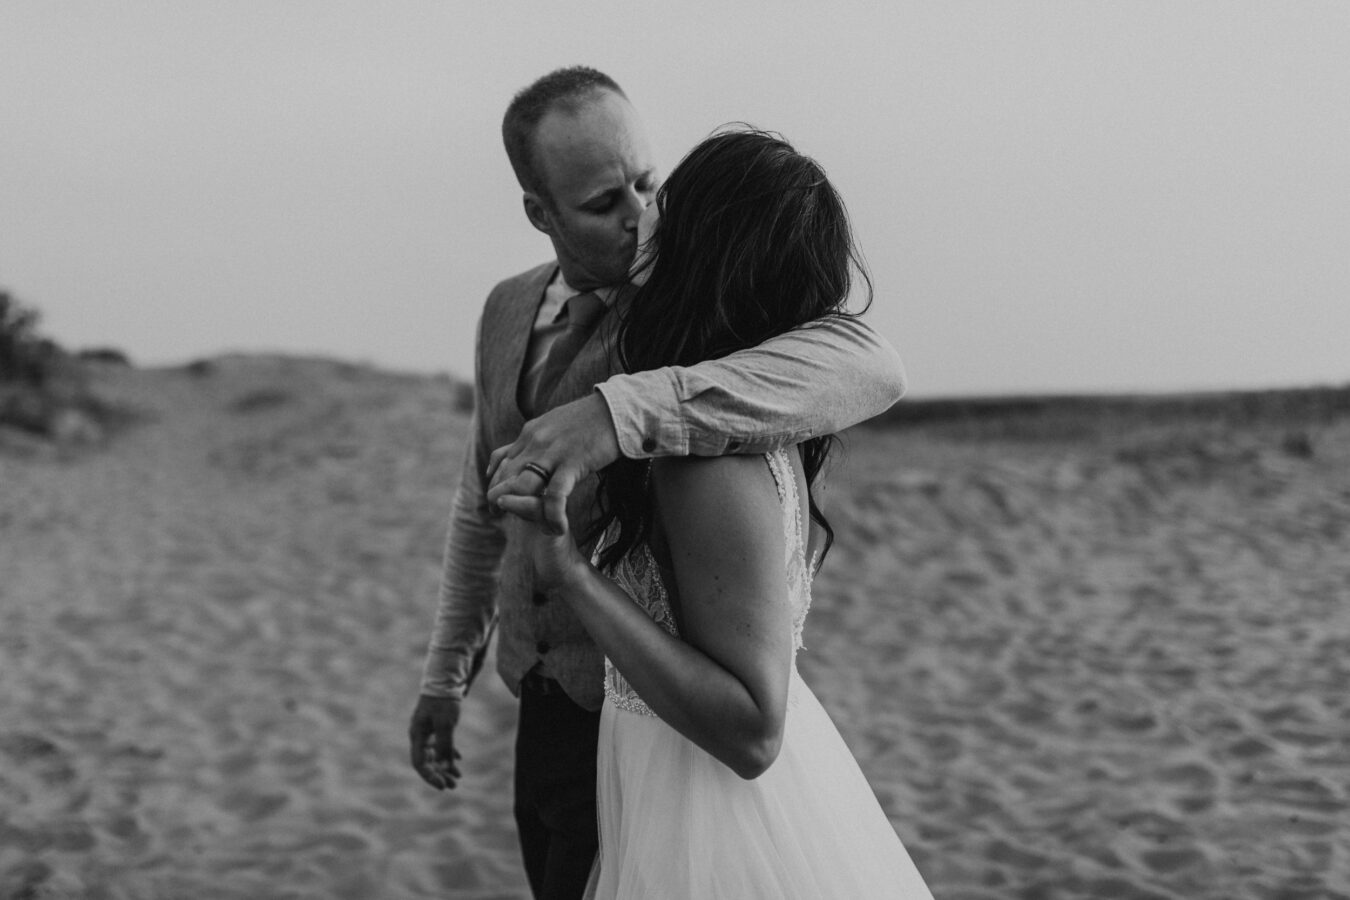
[514,675,602,900]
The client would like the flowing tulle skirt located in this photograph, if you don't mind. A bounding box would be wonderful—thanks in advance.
[585,671,935,899]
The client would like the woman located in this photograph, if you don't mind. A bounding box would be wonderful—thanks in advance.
[505,130,934,898]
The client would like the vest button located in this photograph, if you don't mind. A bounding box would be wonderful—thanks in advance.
[532,592,550,606]
[536,641,550,654]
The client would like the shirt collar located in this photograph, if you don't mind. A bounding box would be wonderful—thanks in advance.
[551,268,620,309]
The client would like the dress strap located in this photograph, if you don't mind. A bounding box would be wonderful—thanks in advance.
[763,449,800,542]
[763,450,814,651]
[766,450,804,564]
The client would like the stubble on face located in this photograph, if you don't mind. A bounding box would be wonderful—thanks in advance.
[529,91,657,290]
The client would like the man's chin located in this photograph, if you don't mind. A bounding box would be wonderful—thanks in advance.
[611,249,637,280]
[597,266,636,289]
[567,258,634,291]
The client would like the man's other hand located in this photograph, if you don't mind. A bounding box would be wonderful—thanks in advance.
[409,695,464,790]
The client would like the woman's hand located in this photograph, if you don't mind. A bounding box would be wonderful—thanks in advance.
[497,492,589,594]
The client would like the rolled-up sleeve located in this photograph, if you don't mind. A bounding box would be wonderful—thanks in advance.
[595,315,906,458]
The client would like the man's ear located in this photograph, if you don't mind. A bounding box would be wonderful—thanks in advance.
[522,192,553,236]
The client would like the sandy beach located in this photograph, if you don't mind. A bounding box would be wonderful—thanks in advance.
[2,356,1347,899]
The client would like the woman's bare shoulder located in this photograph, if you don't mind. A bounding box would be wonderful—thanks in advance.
[651,454,779,512]
[655,456,783,537]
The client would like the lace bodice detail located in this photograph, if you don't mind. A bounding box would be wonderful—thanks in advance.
[602,449,816,717]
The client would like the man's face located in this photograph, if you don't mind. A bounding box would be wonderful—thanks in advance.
[525,91,658,291]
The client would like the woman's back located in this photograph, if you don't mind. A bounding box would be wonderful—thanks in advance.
[602,449,815,718]
[588,449,935,899]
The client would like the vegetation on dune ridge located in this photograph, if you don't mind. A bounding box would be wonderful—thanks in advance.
[0,290,57,387]
[0,290,133,446]
[872,384,1350,442]
[5,285,1343,449]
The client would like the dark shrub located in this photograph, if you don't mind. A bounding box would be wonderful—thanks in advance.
[78,347,133,366]
[0,291,54,387]
[228,389,292,414]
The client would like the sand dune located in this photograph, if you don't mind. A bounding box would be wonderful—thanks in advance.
[2,357,1347,899]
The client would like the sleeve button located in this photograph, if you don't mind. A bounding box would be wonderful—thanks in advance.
[641,437,657,453]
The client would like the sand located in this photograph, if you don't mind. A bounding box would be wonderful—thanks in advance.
[1,356,1347,899]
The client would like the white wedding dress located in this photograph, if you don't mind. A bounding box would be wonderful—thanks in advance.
[584,450,935,899]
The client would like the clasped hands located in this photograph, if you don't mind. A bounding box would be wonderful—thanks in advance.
[486,391,621,580]
[486,391,619,529]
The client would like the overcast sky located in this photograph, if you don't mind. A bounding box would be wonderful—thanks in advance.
[2,2,1346,397]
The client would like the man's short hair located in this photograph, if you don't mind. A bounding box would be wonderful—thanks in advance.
[502,66,626,201]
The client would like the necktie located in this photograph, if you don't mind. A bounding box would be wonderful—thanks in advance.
[528,291,607,415]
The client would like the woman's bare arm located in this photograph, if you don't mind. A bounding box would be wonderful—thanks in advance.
[528,455,795,778]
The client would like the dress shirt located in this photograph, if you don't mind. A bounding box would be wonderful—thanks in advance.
[518,270,618,418]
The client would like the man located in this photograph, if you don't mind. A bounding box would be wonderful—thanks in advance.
[409,67,905,900]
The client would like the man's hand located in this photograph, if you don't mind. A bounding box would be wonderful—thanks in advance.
[486,392,621,535]
[408,695,464,791]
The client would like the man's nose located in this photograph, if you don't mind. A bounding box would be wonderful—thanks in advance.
[620,189,646,230]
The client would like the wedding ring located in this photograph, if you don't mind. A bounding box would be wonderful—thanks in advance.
[522,462,552,482]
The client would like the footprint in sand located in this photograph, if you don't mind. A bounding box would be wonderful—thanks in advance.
[1156,761,1219,815]
[1139,845,1208,875]
[0,733,77,786]
[1254,776,1344,814]
[1226,735,1277,759]
[219,787,291,822]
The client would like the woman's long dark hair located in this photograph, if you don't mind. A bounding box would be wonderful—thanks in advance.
[589,127,873,571]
